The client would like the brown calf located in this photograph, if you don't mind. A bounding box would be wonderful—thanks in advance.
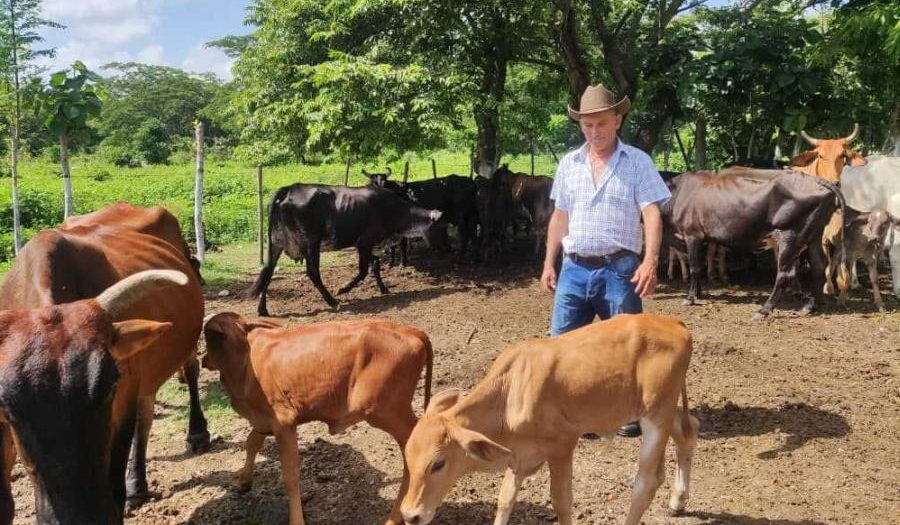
[202,314,434,525]
[823,209,896,312]
[400,313,699,525]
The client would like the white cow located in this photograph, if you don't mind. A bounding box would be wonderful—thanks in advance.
[841,155,900,294]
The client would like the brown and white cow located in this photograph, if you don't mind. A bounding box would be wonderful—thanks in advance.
[400,313,698,525]
[0,204,208,525]
[202,314,434,525]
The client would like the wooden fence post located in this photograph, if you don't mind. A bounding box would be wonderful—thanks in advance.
[256,164,265,266]
[431,158,437,179]
[469,146,475,178]
[193,121,206,262]
[344,157,351,185]
[403,161,410,184]
[530,140,535,175]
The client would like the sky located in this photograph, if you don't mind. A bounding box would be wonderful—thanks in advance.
[36,0,253,81]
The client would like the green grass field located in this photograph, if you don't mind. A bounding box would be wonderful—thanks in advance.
[0,150,560,271]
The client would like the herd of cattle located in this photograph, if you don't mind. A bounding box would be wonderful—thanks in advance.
[0,202,695,525]
[252,125,899,320]
[0,126,896,525]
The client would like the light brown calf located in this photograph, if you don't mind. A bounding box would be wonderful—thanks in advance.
[400,313,699,525]
[202,314,433,525]
[823,209,896,312]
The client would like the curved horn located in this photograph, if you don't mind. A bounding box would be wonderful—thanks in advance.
[97,270,189,320]
[844,122,859,143]
[800,130,819,146]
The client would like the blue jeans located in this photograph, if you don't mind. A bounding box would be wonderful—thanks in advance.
[550,253,643,336]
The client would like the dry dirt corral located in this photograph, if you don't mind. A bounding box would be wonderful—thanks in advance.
[9,249,900,525]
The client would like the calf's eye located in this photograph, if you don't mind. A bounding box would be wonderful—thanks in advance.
[431,459,446,473]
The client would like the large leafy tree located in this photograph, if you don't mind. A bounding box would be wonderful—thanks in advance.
[827,0,900,153]
[98,63,224,164]
[0,0,59,252]
[36,61,103,217]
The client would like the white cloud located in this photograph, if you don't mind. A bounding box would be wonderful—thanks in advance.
[182,43,234,81]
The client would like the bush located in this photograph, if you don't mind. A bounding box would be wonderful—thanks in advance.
[101,142,141,168]
[133,118,172,164]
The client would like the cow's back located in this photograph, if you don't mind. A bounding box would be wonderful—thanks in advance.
[247,319,429,426]
[841,155,900,216]
[486,314,691,437]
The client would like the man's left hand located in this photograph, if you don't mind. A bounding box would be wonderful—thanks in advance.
[630,261,658,298]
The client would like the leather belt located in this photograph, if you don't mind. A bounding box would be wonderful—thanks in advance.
[566,249,633,269]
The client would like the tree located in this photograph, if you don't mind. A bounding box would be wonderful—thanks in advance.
[828,0,900,153]
[37,61,103,218]
[98,63,223,164]
[0,0,60,252]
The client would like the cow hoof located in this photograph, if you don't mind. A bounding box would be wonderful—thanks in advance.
[233,477,252,494]
[681,298,696,306]
[667,506,686,517]
[750,312,768,323]
[186,431,211,454]
[798,305,814,316]
[125,489,150,511]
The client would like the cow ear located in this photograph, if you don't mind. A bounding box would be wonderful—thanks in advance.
[848,151,867,167]
[450,425,511,463]
[425,389,462,415]
[110,320,173,362]
[791,150,818,167]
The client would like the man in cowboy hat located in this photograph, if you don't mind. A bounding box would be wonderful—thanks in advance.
[540,84,670,438]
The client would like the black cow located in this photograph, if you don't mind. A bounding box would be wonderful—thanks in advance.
[493,165,555,259]
[661,167,845,320]
[249,184,448,316]
[365,170,479,264]
[475,172,514,262]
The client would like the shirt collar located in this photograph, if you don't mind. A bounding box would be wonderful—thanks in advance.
[575,137,628,164]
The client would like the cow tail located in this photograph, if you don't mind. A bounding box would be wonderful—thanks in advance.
[249,187,288,298]
[422,337,434,412]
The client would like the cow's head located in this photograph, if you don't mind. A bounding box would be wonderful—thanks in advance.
[0,270,187,525]
[864,210,894,243]
[401,390,511,525]
[791,124,866,183]
[363,167,393,188]
[202,312,281,375]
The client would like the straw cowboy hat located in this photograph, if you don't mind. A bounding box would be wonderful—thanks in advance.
[567,84,631,121]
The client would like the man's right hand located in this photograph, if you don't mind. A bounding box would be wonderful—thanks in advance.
[540,264,557,293]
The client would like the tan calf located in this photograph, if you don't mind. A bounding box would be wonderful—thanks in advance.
[400,313,699,525]
[202,314,433,525]
[823,209,896,312]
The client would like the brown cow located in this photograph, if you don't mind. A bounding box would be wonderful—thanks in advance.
[790,124,866,183]
[202,314,434,525]
[400,313,698,525]
[0,204,208,525]
[0,269,199,525]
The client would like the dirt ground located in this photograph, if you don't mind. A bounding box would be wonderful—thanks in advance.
[9,244,900,525]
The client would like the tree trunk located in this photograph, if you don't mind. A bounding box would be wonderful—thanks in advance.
[792,133,803,157]
[694,115,707,170]
[633,85,679,153]
[60,133,74,218]
[10,122,21,254]
[554,0,591,106]
[194,121,206,262]
[474,13,508,178]
[891,106,900,156]
[8,0,22,253]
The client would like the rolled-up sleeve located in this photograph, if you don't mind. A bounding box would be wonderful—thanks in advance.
[550,159,571,212]
[635,158,671,209]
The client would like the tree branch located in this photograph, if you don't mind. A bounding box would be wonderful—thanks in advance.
[676,0,709,15]
[512,55,565,72]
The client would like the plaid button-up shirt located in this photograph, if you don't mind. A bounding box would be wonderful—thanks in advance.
[550,140,670,257]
